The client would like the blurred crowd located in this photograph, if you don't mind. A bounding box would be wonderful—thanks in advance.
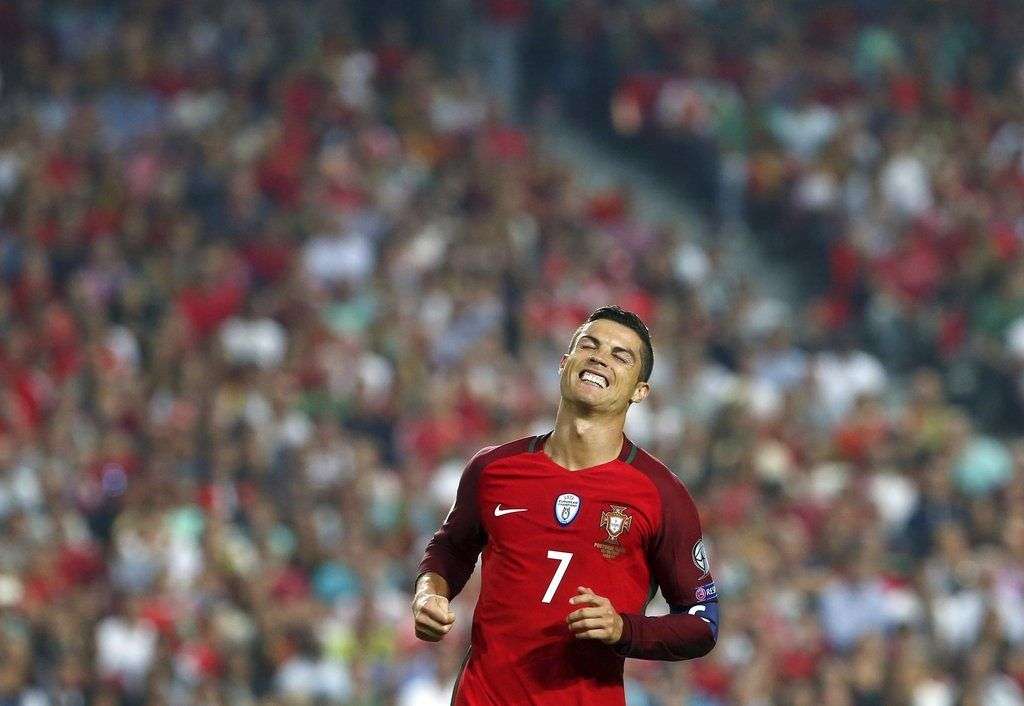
[534,0,1024,436]
[0,1,1023,706]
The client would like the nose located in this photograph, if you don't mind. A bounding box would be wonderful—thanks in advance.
[588,355,609,368]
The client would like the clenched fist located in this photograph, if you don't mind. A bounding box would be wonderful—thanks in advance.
[566,586,624,644]
[413,592,456,642]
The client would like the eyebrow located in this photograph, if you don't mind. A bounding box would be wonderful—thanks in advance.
[578,335,637,360]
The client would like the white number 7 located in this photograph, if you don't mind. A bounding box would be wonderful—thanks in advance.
[543,551,573,603]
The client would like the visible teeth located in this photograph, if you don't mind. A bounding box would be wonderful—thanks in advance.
[581,371,607,388]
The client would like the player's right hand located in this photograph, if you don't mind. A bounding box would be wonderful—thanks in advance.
[413,593,456,642]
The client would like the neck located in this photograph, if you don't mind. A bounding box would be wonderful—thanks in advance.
[545,401,626,471]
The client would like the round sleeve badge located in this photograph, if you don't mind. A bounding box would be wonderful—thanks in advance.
[692,538,710,576]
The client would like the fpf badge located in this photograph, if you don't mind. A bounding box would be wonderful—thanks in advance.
[594,505,632,559]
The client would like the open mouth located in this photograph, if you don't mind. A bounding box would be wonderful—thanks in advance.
[579,370,609,388]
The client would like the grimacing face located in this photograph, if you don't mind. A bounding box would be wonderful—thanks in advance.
[558,319,650,413]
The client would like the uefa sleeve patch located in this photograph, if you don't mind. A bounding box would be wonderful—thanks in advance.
[694,582,717,602]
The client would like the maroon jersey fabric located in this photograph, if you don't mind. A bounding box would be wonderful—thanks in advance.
[419,433,717,705]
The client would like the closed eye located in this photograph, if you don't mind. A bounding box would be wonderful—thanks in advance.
[613,348,635,364]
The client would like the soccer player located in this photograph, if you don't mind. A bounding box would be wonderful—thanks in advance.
[413,306,719,705]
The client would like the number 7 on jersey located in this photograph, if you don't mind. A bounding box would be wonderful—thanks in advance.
[542,550,573,603]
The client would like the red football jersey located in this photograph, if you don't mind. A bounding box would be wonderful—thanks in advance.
[419,433,718,705]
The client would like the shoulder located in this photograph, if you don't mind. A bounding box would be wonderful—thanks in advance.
[622,442,706,547]
[622,442,699,513]
[465,435,538,474]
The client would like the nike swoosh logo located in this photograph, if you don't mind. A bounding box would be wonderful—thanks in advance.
[494,505,528,517]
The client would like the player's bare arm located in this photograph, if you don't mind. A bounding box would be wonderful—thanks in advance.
[413,571,456,642]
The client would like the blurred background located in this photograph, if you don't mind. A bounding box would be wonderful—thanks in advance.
[1,1,1024,704]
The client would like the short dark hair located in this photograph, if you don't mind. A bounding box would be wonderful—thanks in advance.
[569,305,654,382]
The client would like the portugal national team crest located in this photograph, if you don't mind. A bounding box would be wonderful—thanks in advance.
[554,493,581,526]
[594,505,633,559]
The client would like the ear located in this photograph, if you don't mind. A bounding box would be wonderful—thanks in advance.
[559,353,568,372]
[630,381,650,405]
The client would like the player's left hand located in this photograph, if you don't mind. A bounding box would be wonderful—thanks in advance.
[566,586,624,644]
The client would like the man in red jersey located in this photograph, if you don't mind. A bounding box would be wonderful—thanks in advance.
[413,306,718,705]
